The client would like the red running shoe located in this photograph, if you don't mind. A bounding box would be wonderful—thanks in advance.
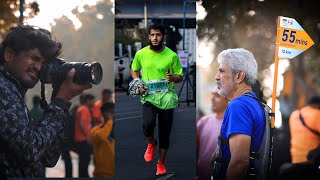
[144,143,157,162]
[156,161,167,175]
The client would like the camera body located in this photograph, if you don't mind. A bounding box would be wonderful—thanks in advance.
[40,58,103,85]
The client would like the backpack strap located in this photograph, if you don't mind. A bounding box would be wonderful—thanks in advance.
[218,134,229,146]
[215,134,230,163]
[243,93,274,179]
[299,112,320,137]
[212,132,230,179]
[243,93,275,117]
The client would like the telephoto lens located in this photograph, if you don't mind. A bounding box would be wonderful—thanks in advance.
[40,58,103,85]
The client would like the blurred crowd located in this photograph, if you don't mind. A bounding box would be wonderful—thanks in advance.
[29,89,115,178]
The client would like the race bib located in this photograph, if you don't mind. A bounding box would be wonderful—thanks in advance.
[146,79,169,94]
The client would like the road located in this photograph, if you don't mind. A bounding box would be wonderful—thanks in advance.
[115,87,196,180]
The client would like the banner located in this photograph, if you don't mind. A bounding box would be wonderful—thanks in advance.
[178,50,189,68]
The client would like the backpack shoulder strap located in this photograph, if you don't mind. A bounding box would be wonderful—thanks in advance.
[243,93,261,102]
[243,93,275,117]
[218,134,229,146]
[299,112,320,137]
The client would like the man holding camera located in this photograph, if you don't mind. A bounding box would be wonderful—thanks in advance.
[130,24,183,175]
[0,25,91,178]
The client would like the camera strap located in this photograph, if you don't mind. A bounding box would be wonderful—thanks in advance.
[40,81,48,110]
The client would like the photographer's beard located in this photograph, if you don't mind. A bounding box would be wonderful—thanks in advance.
[150,39,164,51]
[15,68,39,89]
[5,63,39,89]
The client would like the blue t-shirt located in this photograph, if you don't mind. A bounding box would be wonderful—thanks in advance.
[220,92,264,179]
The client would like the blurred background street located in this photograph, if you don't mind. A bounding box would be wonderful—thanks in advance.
[45,152,94,178]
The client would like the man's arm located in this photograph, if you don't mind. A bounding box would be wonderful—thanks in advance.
[79,118,91,142]
[0,89,67,165]
[0,69,90,166]
[91,120,113,141]
[131,69,140,79]
[174,75,183,83]
[166,72,183,83]
[42,69,92,166]
[77,107,91,143]
[41,136,64,167]
[226,134,251,180]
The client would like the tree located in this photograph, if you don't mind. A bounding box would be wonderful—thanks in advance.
[0,0,39,40]
[51,0,114,97]
[165,25,182,53]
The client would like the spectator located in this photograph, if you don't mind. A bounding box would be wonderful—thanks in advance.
[212,48,264,180]
[91,102,115,178]
[252,80,266,103]
[61,94,86,177]
[196,86,229,180]
[118,60,125,88]
[280,94,293,128]
[74,94,95,177]
[289,96,320,163]
[92,89,113,127]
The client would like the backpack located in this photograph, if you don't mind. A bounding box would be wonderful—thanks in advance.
[244,94,274,180]
[212,94,274,180]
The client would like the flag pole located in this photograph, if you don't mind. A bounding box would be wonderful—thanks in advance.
[271,16,281,128]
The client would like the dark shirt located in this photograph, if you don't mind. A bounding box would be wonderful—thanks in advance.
[0,66,69,177]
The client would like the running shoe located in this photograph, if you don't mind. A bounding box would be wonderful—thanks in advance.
[144,143,157,162]
[156,161,167,175]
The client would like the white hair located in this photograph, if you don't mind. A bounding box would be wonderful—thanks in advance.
[217,48,258,86]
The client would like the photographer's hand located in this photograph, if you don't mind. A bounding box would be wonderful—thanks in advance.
[56,68,92,102]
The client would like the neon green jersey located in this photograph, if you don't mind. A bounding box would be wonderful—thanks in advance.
[131,46,183,109]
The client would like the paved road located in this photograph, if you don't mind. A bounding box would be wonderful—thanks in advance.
[115,89,196,180]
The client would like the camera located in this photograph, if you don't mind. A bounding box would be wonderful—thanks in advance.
[40,58,103,85]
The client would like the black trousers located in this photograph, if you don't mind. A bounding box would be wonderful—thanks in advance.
[142,102,174,149]
[61,149,72,177]
[119,73,123,88]
[76,141,91,177]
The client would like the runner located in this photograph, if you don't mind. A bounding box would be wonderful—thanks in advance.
[130,24,183,175]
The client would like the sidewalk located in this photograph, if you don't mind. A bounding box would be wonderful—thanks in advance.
[46,151,94,178]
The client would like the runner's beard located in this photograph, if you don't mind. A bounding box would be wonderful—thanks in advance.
[150,39,164,51]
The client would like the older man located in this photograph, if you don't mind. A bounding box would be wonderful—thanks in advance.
[212,48,265,180]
